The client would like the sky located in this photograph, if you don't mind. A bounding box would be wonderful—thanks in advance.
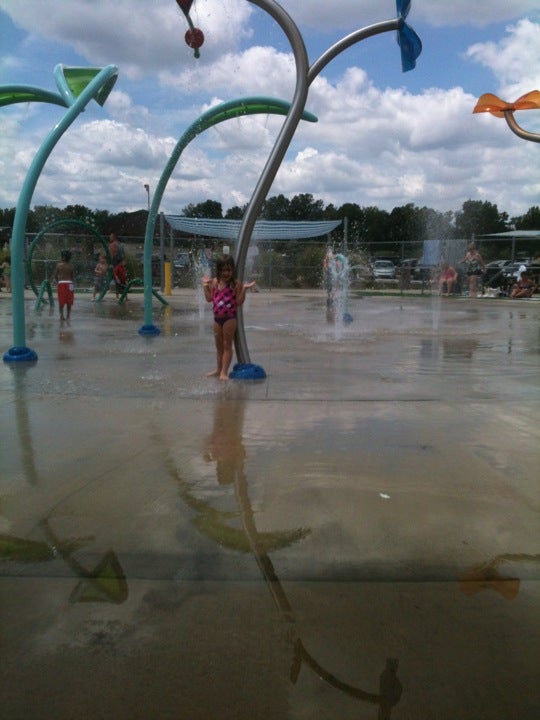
[0,0,539,220]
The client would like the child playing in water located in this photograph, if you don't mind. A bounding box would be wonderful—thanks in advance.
[202,255,255,381]
[54,250,75,321]
[113,257,128,299]
[1,257,11,292]
[92,253,109,301]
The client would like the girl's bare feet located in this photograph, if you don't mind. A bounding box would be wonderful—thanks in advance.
[219,373,229,381]
[206,369,220,377]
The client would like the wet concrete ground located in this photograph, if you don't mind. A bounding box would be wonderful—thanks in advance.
[1,288,539,719]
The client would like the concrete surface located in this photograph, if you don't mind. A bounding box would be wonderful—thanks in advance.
[1,288,539,719]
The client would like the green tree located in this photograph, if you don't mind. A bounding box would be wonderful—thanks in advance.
[183,200,222,218]
[109,210,149,238]
[388,204,419,246]
[514,206,540,230]
[0,207,16,231]
[455,200,508,238]
[225,205,245,219]
[288,193,324,220]
[419,206,454,241]
[63,204,92,220]
[293,244,326,287]
[29,205,59,231]
[92,209,112,232]
[322,203,339,220]
[261,194,290,220]
[358,206,391,253]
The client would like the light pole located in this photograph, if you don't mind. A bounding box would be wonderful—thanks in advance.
[144,183,150,211]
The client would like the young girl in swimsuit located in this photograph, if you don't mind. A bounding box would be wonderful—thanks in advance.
[202,256,255,381]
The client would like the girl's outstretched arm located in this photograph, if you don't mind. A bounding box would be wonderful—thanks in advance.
[236,279,256,306]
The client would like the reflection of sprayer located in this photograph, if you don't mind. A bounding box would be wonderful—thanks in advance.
[290,639,402,719]
[183,389,403,716]
[459,553,540,600]
[170,391,406,715]
[234,464,402,715]
[39,518,128,604]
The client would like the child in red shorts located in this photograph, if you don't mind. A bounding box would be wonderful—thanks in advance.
[54,250,75,321]
[113,258,128,299]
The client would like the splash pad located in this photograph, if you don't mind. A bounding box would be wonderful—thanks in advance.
[1,288,539,719]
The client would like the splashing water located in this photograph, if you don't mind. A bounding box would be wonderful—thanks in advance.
[323,249,352,337]
[194,249,212,320]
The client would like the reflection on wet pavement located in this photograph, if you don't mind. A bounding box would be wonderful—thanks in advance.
[1,291,539,719]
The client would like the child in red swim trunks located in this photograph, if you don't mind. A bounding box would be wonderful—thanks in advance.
[54,250,75,321]
[113,257,128,299]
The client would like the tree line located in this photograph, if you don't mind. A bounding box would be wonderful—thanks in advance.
[1,195,539,259]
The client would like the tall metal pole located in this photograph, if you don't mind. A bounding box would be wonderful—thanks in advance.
[144,183,150,211]
[234,0,309,363]
[234,4,400,364]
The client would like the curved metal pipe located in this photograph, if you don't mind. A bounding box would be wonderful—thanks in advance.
[139,97,316,334]
[234,10,402,365]
[234,0,309,364]
[308,19,399,83]
[504,111,540,143]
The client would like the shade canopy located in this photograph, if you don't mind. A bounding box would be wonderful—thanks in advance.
[478,230,540,239]
[165,216,342,241]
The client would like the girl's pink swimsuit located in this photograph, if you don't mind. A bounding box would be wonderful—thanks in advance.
[212,284,237,323]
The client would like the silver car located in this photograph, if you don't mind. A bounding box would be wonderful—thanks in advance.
[372,260,396,279]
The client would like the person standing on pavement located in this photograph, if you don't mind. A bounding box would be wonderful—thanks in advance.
[54,250,75,321]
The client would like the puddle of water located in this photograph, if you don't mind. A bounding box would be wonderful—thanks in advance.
[1,292,539,719]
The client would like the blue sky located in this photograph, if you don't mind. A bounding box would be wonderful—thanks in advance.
[1,0,539,219]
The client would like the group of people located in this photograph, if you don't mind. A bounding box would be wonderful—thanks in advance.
[436,242,486,297]
[50,233,128,320]
[107,232,128,299]
[430,244,483,297]
[47,234,254,380]
[31,233,540,377]
[435,242,537,299]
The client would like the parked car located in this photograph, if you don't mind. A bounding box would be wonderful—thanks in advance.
[372,260,396,279]
[400,258,419,270]
[413,263,435,281]
[349,263,373,282]
[174,251,191,270]
[373,255,401,267]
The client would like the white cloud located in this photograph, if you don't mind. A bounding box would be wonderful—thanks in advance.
[1,1,539,218]
[281,0,540,29]
[160,45,297,97]
[466,18,540,100]
[0,0,253,76]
